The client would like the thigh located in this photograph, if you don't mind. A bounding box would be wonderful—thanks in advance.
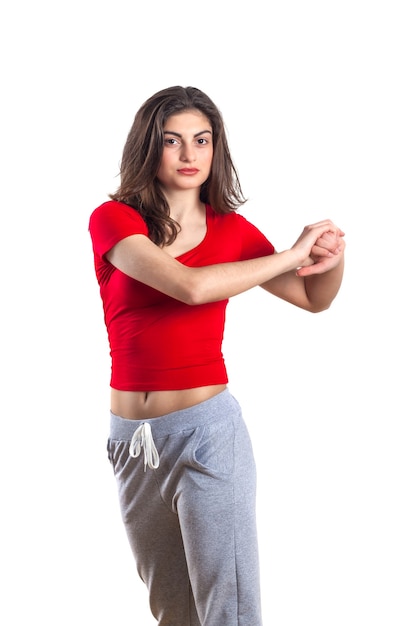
[108,437,201,625]
[177,404,262,625]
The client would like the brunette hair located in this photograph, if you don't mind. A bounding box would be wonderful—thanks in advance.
[109,86,247,245]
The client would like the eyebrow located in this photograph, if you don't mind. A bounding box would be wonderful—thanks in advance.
[163,129,212,138]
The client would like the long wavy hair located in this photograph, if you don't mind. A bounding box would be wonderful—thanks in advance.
[109,86,247,245]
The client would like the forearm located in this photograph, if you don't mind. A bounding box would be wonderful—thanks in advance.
[303,254,345,312]
[184,249,303,304]
[183,223,345,306]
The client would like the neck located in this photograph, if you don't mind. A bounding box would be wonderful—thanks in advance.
[164,190,204,222]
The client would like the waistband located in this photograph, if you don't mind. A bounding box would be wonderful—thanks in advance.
[109,389,238,441]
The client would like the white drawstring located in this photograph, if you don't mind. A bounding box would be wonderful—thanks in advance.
[129,422,160,470]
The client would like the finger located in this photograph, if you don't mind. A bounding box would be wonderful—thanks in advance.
[306,222,345,239]
[296,263,327,277]
[296,256,335,277]
[315,232,344,254]
[311,243,337,257]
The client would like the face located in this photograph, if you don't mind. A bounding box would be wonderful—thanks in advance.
[157,109,213,193]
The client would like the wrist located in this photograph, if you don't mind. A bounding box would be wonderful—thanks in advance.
[286,248,312,271]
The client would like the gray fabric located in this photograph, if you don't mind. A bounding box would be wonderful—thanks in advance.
[107,390,262,625]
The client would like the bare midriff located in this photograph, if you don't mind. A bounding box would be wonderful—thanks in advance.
[111,384,227,420]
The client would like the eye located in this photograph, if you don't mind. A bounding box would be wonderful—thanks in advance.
[197,138,208,145]
[164,137,179,145]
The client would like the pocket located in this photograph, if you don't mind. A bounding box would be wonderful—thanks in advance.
[107,438,114,466]
[107,438,128,472]
[191,418,235,475]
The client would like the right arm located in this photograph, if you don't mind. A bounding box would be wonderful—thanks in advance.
[106,219,341,305]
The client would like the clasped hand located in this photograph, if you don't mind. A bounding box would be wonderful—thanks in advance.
[293,219,345,277]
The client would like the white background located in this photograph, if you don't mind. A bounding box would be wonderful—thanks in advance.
[1,1,416,624]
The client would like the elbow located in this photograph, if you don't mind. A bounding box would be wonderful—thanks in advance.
[166,266,206,305]
[183,285,207,306]
[179,276,207,306]
[309,300,332,314]
[311,304,330,314]
[177,268,219,306]
[181,292,200,306]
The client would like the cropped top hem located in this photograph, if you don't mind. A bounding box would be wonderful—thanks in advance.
[110,374,229,393]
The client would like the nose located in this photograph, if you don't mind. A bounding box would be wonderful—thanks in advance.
[180,143,196,162]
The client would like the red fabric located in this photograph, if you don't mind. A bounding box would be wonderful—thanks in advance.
[89,201,274,391]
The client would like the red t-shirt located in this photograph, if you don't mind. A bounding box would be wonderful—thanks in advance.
[89,200,275,391]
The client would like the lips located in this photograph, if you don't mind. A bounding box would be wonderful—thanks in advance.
[177,168,199,175]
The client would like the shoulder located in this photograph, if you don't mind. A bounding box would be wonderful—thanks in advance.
[89,200,149,257]
[206,205,248,227]
[89,200,145,226]
[207,205,274,259]
[207,205,265,233]
[89,200,148,235]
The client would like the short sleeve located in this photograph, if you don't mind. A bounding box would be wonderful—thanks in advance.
[89,200,149,259]
[235,214,275,260]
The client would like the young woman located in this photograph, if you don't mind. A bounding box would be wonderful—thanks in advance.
[89,85,345,626]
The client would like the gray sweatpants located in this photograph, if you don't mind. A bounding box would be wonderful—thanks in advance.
[107,389,262,626]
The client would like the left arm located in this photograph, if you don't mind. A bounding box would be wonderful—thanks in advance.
[261,228,345,313]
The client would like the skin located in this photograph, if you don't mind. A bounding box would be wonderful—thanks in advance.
[107,110,345,419]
